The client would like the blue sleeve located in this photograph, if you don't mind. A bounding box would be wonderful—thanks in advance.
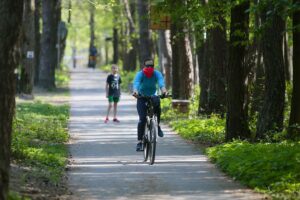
[156,71,165,89]
[133,71,142,91]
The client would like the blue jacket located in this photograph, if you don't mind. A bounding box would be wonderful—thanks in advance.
[133,70,165,96]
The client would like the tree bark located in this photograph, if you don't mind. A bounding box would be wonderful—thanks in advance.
[256,4,286,138]
[208,0,227,114]
[88,3,96,67]
[20,0,35,96]
[288,0,300,139]
[137,0,152,66]
[113,26,119,64]
[0,1,23,199]
[226,1,250,141]
[34,0,41,85]
[158,30,172,89]
[112,1,120,65]
[283,30,292,82]
[38,0,58,89]
[171,20,194,100]
[198,37,210,114]
[123,0,137,71]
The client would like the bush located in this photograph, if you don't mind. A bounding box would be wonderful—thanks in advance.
[171,115,225,145]
[206,141,300,199]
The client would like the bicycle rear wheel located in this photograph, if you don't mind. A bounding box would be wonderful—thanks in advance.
[149,120,157,165]
[143,125,149,162]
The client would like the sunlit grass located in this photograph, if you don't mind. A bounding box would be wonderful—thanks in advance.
[207,141,300,199]
[12,102,69,183]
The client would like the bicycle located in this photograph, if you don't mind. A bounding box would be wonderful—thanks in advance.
[134,94,171,165]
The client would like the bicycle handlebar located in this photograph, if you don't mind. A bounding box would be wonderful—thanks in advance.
[133,94,172,99]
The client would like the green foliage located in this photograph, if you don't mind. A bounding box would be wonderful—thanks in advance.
[55,66,70,87]
[8,192,30,200]
[207,141,300,199]
[120,70,137,93]
[171,116,225,145]
[12,102,69,183]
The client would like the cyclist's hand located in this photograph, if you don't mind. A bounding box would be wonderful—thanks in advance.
[132,90,138,97]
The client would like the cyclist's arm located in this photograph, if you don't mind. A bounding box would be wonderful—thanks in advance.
[156,71,166,93]
[133,72,142,93]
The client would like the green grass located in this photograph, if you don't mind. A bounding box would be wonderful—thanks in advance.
[12,102,69,183]
[206,141,300,199]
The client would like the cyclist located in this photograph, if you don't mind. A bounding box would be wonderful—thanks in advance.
[132,58,168,151]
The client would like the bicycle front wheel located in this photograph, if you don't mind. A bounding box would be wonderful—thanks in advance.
[143,125,149,162]
[149,120,157,165]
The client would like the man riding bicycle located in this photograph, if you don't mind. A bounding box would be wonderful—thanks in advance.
[132,58,168,151]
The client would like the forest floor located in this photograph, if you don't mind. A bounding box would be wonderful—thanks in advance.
[10,87,72,200]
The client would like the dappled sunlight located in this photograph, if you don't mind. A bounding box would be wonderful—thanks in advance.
[67,68,264,200]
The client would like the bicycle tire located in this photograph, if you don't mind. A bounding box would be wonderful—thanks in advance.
[143,124,149,162]
[149,120,157,165]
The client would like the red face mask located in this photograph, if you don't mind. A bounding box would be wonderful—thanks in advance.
[143,66,154,78]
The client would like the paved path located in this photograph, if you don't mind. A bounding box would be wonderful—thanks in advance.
[68,68,264,200]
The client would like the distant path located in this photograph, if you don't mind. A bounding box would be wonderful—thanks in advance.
[67,68,264,200]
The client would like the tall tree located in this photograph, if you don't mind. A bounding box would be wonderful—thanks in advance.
[137,0,152,66]
[34,0,41,85]
[20,0,36,97]
[112,2,119,64]
[158,30,172,89]
[0,1,23,199]
[207,0,227,114]
[256,3,286,139]
[289,0,300,139]
[123,0,137,71]
[171,1,194,100]
[198,34,210,114]
[89,2,96,60]
[39,0,59,89]
[226,1,250,141]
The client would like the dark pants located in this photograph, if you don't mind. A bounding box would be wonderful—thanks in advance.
[137,96,161,140]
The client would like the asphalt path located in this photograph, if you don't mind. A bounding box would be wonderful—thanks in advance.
[67,68,265,200]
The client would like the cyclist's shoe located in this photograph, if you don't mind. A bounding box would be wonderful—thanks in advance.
[113,118,120,123]
[158,126,164,137]
[136,142,143,151]
[104,118,109,123]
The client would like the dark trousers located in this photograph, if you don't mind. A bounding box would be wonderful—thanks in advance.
[137,96,161,140]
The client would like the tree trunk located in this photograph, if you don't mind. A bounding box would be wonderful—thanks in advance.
[171,23,180,99]
[88,3,95,66]
[55,0,61,69]
[250,0,264,117]
[113,27,119,64]
[20,0,35,96]
[288,0,300,139]
[158,30,172,89]
[0,1,23,199]
[283,30,292,82]
[198,37,210,114]
[208,0,227,114]
[256,4,286,139]
[112,1,120,64]
[38,0,58,89]
[137,0,152,66]
[123,0,137,71]
[34,0,41,85]
[171,21,194,100]
[226,1,250,141]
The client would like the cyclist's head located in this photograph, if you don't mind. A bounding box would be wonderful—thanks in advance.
[143,58,154,68]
